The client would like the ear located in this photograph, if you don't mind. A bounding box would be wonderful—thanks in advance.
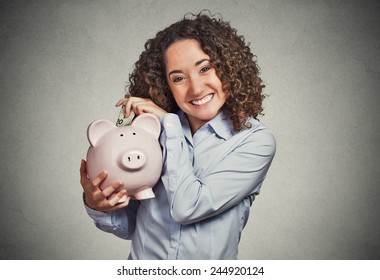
[87,119,115,146]
[132,113,161,139]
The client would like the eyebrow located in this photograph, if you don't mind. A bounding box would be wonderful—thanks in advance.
[168,58,210,76]
[195,58,209,66]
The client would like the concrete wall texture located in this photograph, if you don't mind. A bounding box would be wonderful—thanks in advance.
[0,0,379,259]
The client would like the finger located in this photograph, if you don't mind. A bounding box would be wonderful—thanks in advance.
[111,196,131,210]
[131,101,147,115]
[90,190,107,204]
[124,97,135,117]
[80,159,90,187]
[80,160,85,180]
[134,103,167,118]
[101,181,123,197]
[91,171,107,187]
[80,158,86,170]
[115,98,128,107]
[124,97,146,117]
[80,159,87,177]
[108,189,128,206]
[131,99,162,115]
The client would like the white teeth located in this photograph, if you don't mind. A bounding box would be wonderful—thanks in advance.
[190,94,213,106]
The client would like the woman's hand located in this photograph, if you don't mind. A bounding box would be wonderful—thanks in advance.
[115,96,167,119]
[80,159,131,212]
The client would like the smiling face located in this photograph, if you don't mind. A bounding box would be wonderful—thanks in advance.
[165,39,228,134]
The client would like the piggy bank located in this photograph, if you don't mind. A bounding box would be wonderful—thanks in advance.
[86,113,162,200]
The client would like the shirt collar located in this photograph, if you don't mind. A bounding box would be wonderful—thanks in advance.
[177,110,235,141]
[207,111,235,140]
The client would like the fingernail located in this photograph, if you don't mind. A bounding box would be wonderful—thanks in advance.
[99,171,107,179]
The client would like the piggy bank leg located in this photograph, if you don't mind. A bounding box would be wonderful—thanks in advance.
[134,188,155,200]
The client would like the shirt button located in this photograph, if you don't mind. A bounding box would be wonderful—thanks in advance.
[169,153,174,159]
[170,241,176,248]
[166,122,172,128]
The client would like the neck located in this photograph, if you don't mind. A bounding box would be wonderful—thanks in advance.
[186,115,207,135]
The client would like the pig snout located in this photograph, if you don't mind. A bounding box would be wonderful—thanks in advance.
[121,150,147,170]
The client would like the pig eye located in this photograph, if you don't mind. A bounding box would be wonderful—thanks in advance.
[133,133,136,135]
[120,134,124,137]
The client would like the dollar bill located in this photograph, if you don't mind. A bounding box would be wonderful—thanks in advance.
[116,103,135,127]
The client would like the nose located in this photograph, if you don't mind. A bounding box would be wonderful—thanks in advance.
[121,150,146,170]
[189,77,204,97]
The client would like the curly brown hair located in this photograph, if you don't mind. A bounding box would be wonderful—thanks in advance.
[128,11,266,131]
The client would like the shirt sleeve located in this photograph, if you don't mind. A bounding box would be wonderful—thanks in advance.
[160,113,276,225]
[83,196,140,240]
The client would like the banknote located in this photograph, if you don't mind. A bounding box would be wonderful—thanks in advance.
[116,100,135,127]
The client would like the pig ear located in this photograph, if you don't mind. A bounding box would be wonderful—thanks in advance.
[132,113,161,139]
[87,119,115,146]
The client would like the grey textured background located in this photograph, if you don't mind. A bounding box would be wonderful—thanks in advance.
[0,0,379,259]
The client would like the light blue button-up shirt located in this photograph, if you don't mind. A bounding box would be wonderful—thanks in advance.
[84,111,276,259]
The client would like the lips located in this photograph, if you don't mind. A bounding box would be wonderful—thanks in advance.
[190,93,214,106]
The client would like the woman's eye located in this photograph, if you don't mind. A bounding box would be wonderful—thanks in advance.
[200,66,211,73]
[173,76,185,83]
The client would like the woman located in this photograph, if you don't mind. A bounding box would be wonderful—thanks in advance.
[80,12,276,259]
